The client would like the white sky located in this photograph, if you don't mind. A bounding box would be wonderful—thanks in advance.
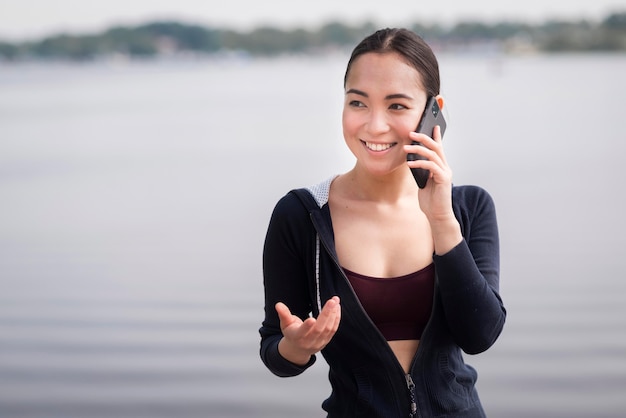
[0,0,624,41]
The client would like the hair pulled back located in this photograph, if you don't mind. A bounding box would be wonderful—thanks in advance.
[344,28,441,98]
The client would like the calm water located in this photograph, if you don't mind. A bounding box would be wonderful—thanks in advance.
[1,53,625,417]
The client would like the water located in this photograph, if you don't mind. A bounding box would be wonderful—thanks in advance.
[1,53,625,417]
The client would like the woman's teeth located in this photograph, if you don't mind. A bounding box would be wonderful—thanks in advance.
[365,142,394,151]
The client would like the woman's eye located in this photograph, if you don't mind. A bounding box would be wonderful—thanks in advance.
[349,100,365,108]
[389,103,408,110]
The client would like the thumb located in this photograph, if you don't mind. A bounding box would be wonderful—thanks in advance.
[275,302,298,329]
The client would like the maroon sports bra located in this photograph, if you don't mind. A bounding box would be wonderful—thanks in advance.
[344,263,435,341]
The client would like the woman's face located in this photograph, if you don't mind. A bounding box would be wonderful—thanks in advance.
[342,52,428,177]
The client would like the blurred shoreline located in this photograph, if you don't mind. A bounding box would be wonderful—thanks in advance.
[1,12,625,63]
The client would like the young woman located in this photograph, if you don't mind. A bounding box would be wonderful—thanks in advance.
[260,28,506,417]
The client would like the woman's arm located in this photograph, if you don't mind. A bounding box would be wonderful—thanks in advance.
[434,186,506,354]
[405,128,505,354]
[259,192,341,376]
[259,193,316,376]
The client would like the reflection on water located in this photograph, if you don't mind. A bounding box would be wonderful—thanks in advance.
[1,54,625,417]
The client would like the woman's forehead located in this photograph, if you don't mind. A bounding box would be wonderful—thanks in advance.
[345,52,425,93]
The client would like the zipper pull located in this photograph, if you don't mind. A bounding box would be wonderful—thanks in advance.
[405,374,417,417]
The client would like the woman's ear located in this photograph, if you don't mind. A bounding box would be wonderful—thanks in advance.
[435,95,445,110]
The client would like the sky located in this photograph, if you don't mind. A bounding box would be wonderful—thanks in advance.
[0,0,624,41]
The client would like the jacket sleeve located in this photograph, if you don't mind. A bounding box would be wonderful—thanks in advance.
[259,192,317,377]
[433,186,506,354]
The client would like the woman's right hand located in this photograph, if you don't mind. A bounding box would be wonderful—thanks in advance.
[276,296,341,365]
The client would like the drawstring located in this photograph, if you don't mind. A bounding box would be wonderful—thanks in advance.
[315,234,322,313]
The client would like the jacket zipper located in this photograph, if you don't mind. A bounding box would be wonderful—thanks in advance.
[313,218,423,417]
[405,374,418,418]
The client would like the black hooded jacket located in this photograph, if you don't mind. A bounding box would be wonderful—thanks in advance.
[260,178,506,417]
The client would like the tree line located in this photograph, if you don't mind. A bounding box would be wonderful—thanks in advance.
[1,11,625,61]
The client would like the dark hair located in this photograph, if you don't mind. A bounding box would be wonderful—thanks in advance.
[344,28,441,97]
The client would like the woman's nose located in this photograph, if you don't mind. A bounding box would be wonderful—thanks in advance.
[366,110,390,135]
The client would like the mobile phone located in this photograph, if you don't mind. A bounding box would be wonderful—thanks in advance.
[407,96,447,188]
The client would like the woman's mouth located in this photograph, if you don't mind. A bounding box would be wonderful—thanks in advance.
[362,141,396,152]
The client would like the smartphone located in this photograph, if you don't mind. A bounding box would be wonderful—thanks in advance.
[407,96,447,188]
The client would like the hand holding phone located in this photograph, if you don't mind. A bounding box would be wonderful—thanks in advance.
[407,96,447,188]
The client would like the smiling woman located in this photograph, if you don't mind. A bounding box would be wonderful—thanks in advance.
[259,28,506,417]
[342,52,430,177]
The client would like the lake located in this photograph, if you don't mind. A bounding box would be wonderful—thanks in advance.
[1,52,625,417]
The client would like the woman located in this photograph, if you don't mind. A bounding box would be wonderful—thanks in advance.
[260,28,506,417]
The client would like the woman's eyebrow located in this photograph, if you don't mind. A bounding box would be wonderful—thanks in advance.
[385,93,414,100]
[346,88,367,97]
[345,89,414,101]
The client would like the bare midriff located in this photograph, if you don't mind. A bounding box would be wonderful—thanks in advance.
[389,339,420,373]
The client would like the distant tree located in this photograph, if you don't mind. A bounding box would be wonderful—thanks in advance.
[239,27,295,55]
[410,23,446,40]
[137,21,220,51]
[597,11,626,50]
[448,22,493,40]
[101,26,156,56]
[0,41,18,60]
[538,16,626,51]
[1,13,624,61]
[29,34,101,60]
[603,11,626,29]
[490,22,533,39]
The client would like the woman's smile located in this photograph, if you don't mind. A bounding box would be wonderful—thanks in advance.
[362,140,397,152]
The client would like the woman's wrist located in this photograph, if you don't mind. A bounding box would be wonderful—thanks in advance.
[430,217,463,255]
[278,337,313,366]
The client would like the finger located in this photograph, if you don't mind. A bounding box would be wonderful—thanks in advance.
[406,132,445,163]
[275,302,298,328]
[313,297,341,340]
[433,125,443,142]
[299,317,318,335]
[412,125,442,143]
[432,125,448,165]
[302,323,335,352]
[405,148,443,171]
[279,298,341,353]
[407,131,433,147]
[315,297,340,328]
[332,300,342,330]
[318,305,341,345]
[294,317,327,351]
[405,136,439,157]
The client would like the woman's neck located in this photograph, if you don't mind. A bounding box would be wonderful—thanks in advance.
[338,165,418,204]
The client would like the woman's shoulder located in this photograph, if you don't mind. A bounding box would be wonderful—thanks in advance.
[451,184,497,216]
[452,184,494,204]
[271,175,337,219]
[272,190,306,216]
[303,176,337,208]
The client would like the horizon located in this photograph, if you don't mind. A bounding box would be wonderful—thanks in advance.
[1,12,623,46]
[0,0,623,42]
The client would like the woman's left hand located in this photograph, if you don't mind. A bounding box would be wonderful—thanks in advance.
[404,125,453,220]
[404,126,462,254]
